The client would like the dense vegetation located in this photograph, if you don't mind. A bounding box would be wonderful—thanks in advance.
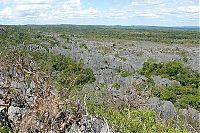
[30,52,95,91]
[1,25,200,45]
[138,60,200,111]
[0,126,12,133]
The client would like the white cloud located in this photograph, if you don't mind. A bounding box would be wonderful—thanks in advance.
[137,13,159,17]
[13,0,52,4]
[0,0,199,25]
[0,0,98,22]
[127,0,199,19]
[0,0,11,4]
[177,5,199,13]
[0,6,13,19]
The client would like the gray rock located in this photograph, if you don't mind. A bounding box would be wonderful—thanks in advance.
[157,101,176,120]
[8,106,26,124]
[67,123,81,133]
[92,118,105,133]
[146,97,161,109]
[0,107,8,127]
[108,88,121,98]
[187,107,200,122]
[147,98,176,120]
[180,107,200,122]
[0,106,5,112]
[152,76,173,87]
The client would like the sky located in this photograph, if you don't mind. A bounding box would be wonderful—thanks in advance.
[0,0,199,26]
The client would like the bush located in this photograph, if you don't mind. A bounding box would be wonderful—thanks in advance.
[154,83,200,111]
[139,60,200,110]
[138,60,199,88]
[0,126,12,133]
[112,82,121,89]
[87,102,187,133]
[160,88,177,103]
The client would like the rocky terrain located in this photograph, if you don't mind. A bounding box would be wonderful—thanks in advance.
[0,25,199,132]
[17,34,200,87]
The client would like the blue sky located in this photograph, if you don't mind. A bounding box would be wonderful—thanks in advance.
[0,0,199,26]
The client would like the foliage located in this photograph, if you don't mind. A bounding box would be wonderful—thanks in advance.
[0,126,12,133]
[112,82,121,89]
[155,84,200,111]
[0,25,199,132]
[87,102,187,133]
[27,51,96,92]
[138,59,200,88]
[2,25,199,50]
[138,60,200,110]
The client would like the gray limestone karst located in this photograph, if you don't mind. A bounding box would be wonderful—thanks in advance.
[146,97,176,120]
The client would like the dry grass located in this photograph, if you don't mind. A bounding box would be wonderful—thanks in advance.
[0,53,83,132]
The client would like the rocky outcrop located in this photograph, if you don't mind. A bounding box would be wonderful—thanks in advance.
[146,97,200,131]
[179,107,200,131]
[67,116,111,133]
[146,97,176,120]
[152,76,180,87]
[14,34,200,89]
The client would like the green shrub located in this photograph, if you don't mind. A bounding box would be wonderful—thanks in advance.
[160,88,177,103]
[41,54,96,90]
[177,94,200,109]
[139,60,200,110]
[138,60,200,88]
[87,102,187,133]
[112,82,120,89]
[0,126,12,133]
[154,84,200,111]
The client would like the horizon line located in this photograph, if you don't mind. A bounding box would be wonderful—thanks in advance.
[0,24,199,28]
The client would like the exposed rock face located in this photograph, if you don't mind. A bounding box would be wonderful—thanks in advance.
[49,38,199,87]
[146,97,176,120]
[67,116,111,133]
[152,76,178,87]
[2,30,199,132]
[157,101,176,120]
[179,107,200,123]
[8,106,26,125]
[146,97,161,109]
[147,97,200,131]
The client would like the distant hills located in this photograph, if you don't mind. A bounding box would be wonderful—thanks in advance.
[58,24,200,30]
[1,24,199,30]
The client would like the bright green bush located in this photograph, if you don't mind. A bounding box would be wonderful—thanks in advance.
[138,60,200,88]
[0,126,12,133]
[154,83,200,111]
[87,102,187,133]
[139,60,200,110]
[112,82,121,89]
[36,53,95,90]
[160,88,177,103]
